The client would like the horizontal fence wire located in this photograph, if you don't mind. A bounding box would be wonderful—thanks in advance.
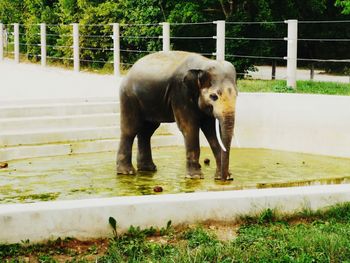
[170,22,214,26]
[226,21,285,25]
[120,23,162,27]
[46,56,73,61]
[80,58,113,64]
[226,54,286,60]
[46,44,72,49]
[19,43,40,46]
[120,62,135,66]
[298,20,350,24]
[38,33,73,37]
[80,34,112,39]
[170,36,214,40]
[297,58,350,63]
[120,49,156,53]
[120,36,160,39]
[237,72,287,79]
[80,47,113,51]
[26,53,41,57]
[226,37,285,41]
[46,24,72,28]
[298,38,350,42]
[79,24,112,27]
[198,52,215,56]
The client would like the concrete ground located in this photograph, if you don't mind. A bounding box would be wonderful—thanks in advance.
[249,65,350,83]
[0,59,121,104]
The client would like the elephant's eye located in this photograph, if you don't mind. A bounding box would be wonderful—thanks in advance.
[209,93,218,101]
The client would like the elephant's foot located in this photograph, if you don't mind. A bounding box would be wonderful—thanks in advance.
[137,162,157,172]
[186,162,203,179]
[214,169,233,181]
[117,164,136,175]
[186,169,204,179]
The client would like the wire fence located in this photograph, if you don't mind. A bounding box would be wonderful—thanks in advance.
[0,20,349,83]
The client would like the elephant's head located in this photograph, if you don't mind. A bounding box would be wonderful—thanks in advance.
[184,61,237,180]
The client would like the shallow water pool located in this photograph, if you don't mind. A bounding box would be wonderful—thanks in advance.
[0,147,349,204]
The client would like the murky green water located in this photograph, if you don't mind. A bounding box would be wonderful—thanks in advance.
[0,147,349,204]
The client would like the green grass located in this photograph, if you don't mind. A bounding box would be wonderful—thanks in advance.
[238,79,350,95]
[2,203,350,262]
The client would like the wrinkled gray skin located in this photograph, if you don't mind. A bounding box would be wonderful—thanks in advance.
[117,51,238,180]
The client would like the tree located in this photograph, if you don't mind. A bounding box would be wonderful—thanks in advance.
[1,0,349,73]
[336,0,350,14]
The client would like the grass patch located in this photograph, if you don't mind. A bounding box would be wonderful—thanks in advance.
[2,203,350,262]
[238,79,350,95]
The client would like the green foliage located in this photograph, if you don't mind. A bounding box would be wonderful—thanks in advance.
[0,0,24,24]
[1,0,349,73]
[336,0,350,14]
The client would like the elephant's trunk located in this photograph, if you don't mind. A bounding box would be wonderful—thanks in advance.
[215,113,235,180]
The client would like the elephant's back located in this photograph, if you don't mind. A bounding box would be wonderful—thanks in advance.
[127,51,204,83]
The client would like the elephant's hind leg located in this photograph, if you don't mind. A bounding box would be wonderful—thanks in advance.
[117,132,137,175]
[116,92,140,175]
[137,121,160,172]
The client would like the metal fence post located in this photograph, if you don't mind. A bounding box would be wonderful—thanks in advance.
[14,23,19,63]
[285,19,298,89]
[113,23,120,77]
[0,23,3,61]
[162,22,170,52]
[215,20,225,61]
[40,23,46,67]
[72,23,79,72]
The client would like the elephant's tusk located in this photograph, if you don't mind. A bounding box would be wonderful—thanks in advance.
[215,118,227,152]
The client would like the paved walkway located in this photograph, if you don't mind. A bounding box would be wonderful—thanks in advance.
[249,66,350,83]
[0,60,121,104]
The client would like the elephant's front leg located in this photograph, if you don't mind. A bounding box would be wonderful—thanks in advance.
[176,119,202,178]
[184,131,202,178]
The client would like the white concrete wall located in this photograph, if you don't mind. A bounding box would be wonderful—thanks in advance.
[1,184,350,244]
[234,93,350,158]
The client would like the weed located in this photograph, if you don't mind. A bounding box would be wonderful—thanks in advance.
[108,217,117,237]
[183,227,218,248]
[257,208,276,224]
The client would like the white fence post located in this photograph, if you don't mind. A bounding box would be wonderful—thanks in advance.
[215,20,225,61]
[0,23,3,61]
[14,23,19,63]
[285,19,298,89]
[162,22,170,52]
[113,23,120,77]
[72,23,79,72]
[40,23,46,67]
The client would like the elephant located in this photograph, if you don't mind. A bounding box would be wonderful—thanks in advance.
[116,51,238,180]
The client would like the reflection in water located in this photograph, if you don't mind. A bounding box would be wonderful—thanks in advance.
[0,147,350,203]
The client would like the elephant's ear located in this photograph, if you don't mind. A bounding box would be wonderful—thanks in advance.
[183,69,211,90]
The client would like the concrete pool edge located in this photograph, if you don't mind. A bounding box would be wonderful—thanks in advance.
[1,184,350,244]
